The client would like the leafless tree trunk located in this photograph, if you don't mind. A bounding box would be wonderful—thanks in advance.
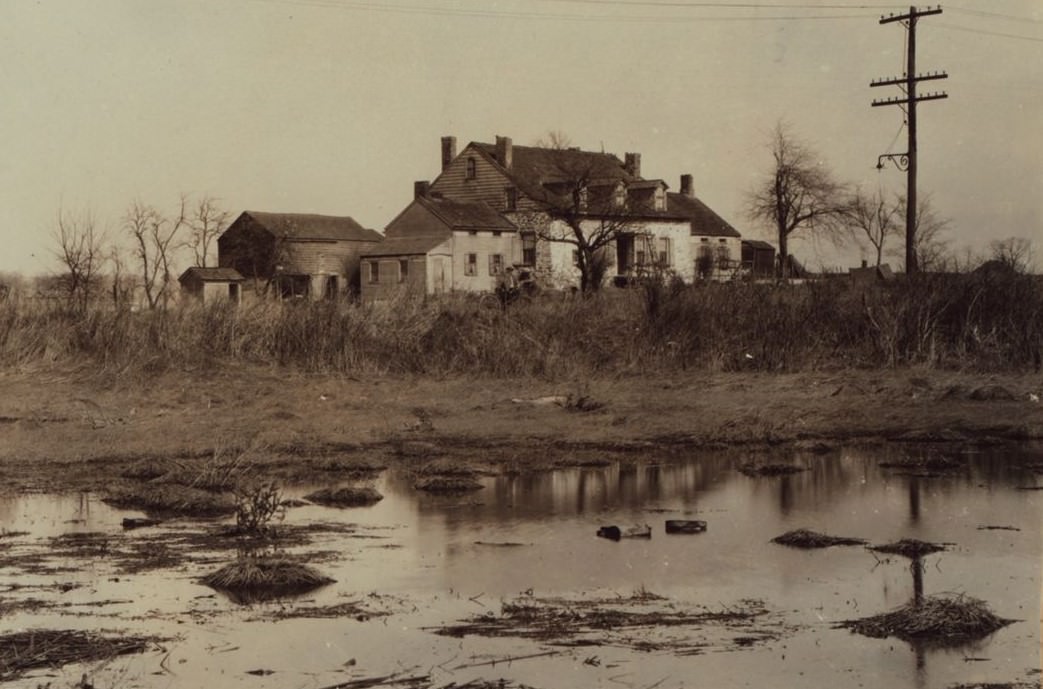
[107,244,135,309]
[746,122,848,278]
[51,207,104,312]
[894,194,950,272]
[186,195,230,268]
[124,197,186,309]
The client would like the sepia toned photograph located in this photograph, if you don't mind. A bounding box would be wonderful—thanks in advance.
[0,1,1040,687]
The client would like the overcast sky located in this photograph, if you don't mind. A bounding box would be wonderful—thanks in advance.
[1,0,1040,276]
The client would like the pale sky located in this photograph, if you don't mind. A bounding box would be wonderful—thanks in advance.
[1,0,1040,276]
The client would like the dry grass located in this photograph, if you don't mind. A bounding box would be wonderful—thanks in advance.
[870,539,947,559]
[200,556,334,602]
[771,529,867,548]
[0,629,158,681]
[304,485,384,507]
[103,483,236,517]
[838,594,1014,644]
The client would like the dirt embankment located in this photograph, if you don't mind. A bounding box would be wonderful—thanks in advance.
[0,365,1040,495]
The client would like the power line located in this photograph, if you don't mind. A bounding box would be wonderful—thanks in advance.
[249,0,880,22]
[935,21,1043,43]
[537,0,898,9]
[947,6,1043,24]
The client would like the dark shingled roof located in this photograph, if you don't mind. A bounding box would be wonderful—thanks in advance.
[471,142,636,204]
[178,267,245,283]
[361,236,449,258]
[742,239,776,251]
[668,193,742,238]
[242,211,382,242]
[418,196,516,231]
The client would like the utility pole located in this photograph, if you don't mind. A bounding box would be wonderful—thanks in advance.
[871,5,947,274]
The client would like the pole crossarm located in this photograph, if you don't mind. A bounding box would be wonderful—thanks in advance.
[879,5,942,24]
[870,72,948,88]
[872,92,948,107]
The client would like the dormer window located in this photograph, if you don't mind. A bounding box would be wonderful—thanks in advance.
[466,157,477,180]
[614,185,625,208]
[654,189,666,211]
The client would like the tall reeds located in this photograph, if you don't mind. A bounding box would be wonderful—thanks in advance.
[1,272,1039,377]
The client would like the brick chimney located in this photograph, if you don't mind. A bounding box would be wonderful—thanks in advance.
[624,152,641,178]
[495,135,513,170]
[440,136,456,171]
[680,174,694,198]
[414,180,430,199]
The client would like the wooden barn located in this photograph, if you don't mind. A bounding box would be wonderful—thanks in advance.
[218,211,382,298]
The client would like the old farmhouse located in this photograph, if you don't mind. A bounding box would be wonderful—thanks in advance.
[218,211,382,298]
[361,135,744,296]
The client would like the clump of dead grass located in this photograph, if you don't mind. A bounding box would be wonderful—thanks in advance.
[103,483,236,517]
[870,539,947,558]
[838,594,1014,644]
[200,556,334,603]
[414,475,483,493]
[0,629,159,682]
[304,485,383,507]
[771,529,867,549]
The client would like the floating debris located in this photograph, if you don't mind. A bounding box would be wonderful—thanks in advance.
[596,524,652,541]
[665,519,707,534]
[837,594,1014,645]
[771,529,866,549]
[304,486,384,507]
[0,630,159,682]
[201,556,334,603]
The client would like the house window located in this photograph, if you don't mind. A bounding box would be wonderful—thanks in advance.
[716,244,731,269]
[368,261,379,284]
[505,186,517,210]
[654,190,666,211]
[521,232,536,266]
[489,253,504,275]
[465,253,478,276]
[399,259,408,283]
[636,250,646,266]
[658,237,671,266]
[466,157,477,180]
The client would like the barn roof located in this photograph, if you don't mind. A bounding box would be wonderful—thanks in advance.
[742,239,776,251]
[178,267,245,283]
[668,193,742,238]
[240,211,383,242]
[361,235,448,258]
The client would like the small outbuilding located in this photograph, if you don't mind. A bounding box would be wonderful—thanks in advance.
[178,267,246,305]
[849,261,896,285]
[741,240,776,278]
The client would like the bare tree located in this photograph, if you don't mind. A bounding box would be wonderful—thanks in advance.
[843,187,901,267]
[534,130,573,150]
[988,237,1033,273]
[107,244,135,308]
[125,198,186,309]
[186,195,230,268]
[51,207,105,311]
[895,194,950,272]
[746,122,847,277]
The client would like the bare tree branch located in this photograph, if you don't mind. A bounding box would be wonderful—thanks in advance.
[842,187,902,267]
[51,207,105,311]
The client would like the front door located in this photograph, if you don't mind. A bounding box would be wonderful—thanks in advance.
[617,234,633,274]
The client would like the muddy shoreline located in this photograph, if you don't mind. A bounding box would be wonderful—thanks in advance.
[1,366,1040,496]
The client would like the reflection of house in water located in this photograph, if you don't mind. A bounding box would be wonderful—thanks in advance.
[218,211,382,299]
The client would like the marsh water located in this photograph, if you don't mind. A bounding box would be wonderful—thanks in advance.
[1,444,1041,688]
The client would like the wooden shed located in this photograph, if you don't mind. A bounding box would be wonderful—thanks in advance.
[178,267,246,305]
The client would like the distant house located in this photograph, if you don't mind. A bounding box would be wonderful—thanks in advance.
[218,211,382,298]
[849,261,896,285]
[400,134,744,288]
[178,267,245,305]
[741,240,776,278]
[360,185,518,298]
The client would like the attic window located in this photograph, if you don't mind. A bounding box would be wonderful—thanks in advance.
[466,157,477,180]
[654,190,666,211]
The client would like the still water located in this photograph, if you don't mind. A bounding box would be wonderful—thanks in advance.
[1,444,1040,688]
